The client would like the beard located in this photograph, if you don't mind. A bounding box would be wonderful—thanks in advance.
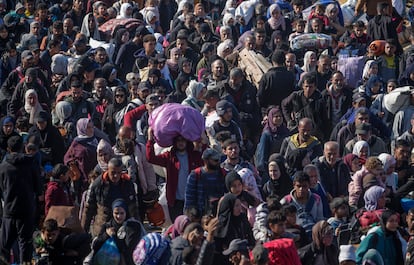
[206,162,221,171]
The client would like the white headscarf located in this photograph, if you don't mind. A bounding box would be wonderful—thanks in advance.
[362,60,378,81]
[117,3,132,19]
[81,13,101,40]
[352,140,370,157]
[24,89,43,125]
[302,51,317,73]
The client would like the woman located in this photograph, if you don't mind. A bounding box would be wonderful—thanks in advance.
[364,185,386,211]
[45,164,74,216]
[95,139,114,175]
[356,210,404,265]
[163,215,190,240]
[298,220,338,265]
[20,89,44,125]
[181,80,206,111]
[166,47,182,80]
[352,140,370,164]
[0,116,20,157]
[324,3,345,37]
[359,60,380,88]
[301,51,317,73]
[117,3,133,19]
[165,74,189,104]
[80,13,102,41]
[177,57,195,81]
[101,63,123,88]
[255,106,290,175]
[64,118,98,180]
[364,75,385,104]
[265,4,290,40]
[378,153,398,193]
[102,86,128,144]
[343,153,362,177]
[215,193,254,265]
[262,155,293,199]
[112,28,129,63]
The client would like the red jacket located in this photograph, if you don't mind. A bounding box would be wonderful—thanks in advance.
[146,140,203,206]
[45,180,74,216]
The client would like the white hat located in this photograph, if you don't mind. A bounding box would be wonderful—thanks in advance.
[339,245,356,263]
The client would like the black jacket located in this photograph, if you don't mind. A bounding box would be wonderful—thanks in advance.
[28,123,65,165]
[0,153,41,218]
[257,66,295,111]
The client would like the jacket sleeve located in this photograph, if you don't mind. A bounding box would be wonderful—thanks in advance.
[123,104,146,128]
[44,185,57,216]
[355,232,377,265]
[145,140,169,167]
[196,240,216,265]
[184,171,198,211]
[81,183,98,232]
[7,84,21,117]
[281,92,295,123]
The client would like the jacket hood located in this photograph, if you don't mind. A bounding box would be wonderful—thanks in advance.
[171,236,189,250]
[5,153,32,165]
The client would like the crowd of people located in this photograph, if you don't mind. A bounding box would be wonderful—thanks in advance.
[0,0,414,264]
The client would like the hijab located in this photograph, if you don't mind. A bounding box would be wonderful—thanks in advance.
[166,47,181,71]
[118,3,132,19]
[185,80,204,99]
[364,185,385,210]
[225,170,243,191]
[312,220,338,265]
[81,13,100,40]
[267,4,286,31]
[264,106,288,135]
[76,118,92,138]
[170,215,190,239]
[97,139,113,171]
[378,210,404,265]
[365,75,384,97]
[24,89,43,125]
[222,13,235,27]
[343,153,358,172]
[362,60,378,81]
[54,101,72,125]
[302,51,316,73]
[216,193,239,238]
[377,153,396,173]
[352,140,369,158]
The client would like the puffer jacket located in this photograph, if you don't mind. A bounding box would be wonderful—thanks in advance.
[348,166,370,206]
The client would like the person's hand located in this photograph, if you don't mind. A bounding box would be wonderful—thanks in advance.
[106,227,116,237]
[354,10,358,17]
[147,127,153,141]
[206,217,219,242]
[378,112,385,118]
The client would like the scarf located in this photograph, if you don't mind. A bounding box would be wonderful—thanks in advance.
[267,4,286,31]
[24,89,43,125]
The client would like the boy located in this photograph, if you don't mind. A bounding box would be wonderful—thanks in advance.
[33,219,91,265]
[282,204,309,248]
[378,38,399,83]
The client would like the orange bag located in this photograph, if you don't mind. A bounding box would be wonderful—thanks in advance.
[146,202,165,226]
[368,40,386,56]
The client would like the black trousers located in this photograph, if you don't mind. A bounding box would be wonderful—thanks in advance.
[0,217,34,263]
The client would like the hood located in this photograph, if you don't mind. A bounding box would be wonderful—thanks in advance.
[170,236,189,250]
[5,153,33,165]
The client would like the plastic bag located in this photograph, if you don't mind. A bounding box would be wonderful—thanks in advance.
[94,237,121,265]
[290,33,332,51]
[148,103,205,147]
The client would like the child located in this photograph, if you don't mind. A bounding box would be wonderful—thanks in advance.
[286,0,304,23]
[282,204,309,248]
[348,157,384,209]
[253,195,282,242]
[288,19,306,42]
[308,4,329,28]
[267,210,296,241]
[364,76,385,102]
[33,219,90,265]
[262,159,293,200]
[378,38,399,83]
[45,163,74,216]
[327,197,350,244]
[304,164,330,218]
[238,167,262,201]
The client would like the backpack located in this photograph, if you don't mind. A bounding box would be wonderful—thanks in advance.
[347,208,383,244]
[264,238,302,265]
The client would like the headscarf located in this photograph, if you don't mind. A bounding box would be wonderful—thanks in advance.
[264,106,284,134]
[377,153,396,173]
[217,39,233,58]
[362,60,378,81]
[113,86,128,111]
[343,154,358,172]
[24,89,43,125]
[238,167,262,200]
[352,140,370,158]
[312,220,338,265]
[225,170,243,191]
[267,4,286,31]
[97,139,113,171]
[81,13,100,40]
[76,118,91,137]
[378,210,404,265]
[363,185,385,210]
[54,101,72,125]
[170,215,190,239]
[286,148,309,176]
[302,51,317,73]
[114,28,128,48]
[325,3,338,19]
[185,80,204,99]
[118,3,132,19]
[365,75,384,97]
[145,11,156,27]
[222,13,235,26]
[235,0,260,25]
[167,47,181,70]
[112,198,128,213]
[216,193,239,238]
[51,54,68,75]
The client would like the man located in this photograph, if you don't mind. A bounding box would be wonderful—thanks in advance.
[282,73,329,141]
[63,0,84,27]
[94,47,109,67]
[393,139,412,187]
[255,29,272,57]
[90,77,112,119]
[280,117,323,161]
[313,141,351,200]
[196,42,214,74]
[136,93,161,144]
[175,33,199,68]
[67,33,90,58]
[170,221,218,265]
[8,67,50,116]
[185,148,226,215]
[146,128,203,221]
[315,54,332,92]
[63,18,76,42]
[207,59,227,87]
[285,52,303,86]
[40,20,72,52]
[191,23,220,48]
[170,13,196,43]
[221,139,256,174]
[280,171,324,237]
[134,34,157,71]
[258,49,295,114]
[81,157,138,236]
[48,0,73,22]
[344,123,387,156]
[18,21,42,51]
[354,0,392,19]
[0,135,41,263]
[222,239,252,265]
[366,2,398,41]
[115,25,150,80]
[321,71,353,128]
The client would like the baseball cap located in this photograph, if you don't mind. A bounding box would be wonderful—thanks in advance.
[21,50,34,60]
[352,93,366,103]
[222,239,248,256]
[201,148,221,161]
[200,42,214,53]
[355,122,372,135]
[216,100,231,116]
[138,82,150,91]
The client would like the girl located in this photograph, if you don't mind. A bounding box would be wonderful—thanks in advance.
[181,80,206,111]
[262,158,292,199]
[343,153,362,177]
[378,153,398,193]
[352,140,369,164]
[265,4,289,41]
[45,163,74,215]
[225,171,260,215]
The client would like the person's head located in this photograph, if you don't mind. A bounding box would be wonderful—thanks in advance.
[365,157,384,175]
[330,197,349,219]
[380,209,399,233]
[331,71,345,91]
[407,208,414,232]
[223,238,249,265]
[355,123,372,142]
[222,139,240,161]
[310,17,323,33]
[269,3,281,19]
[97,139,113,170]
[225,171,243,196]
[330,56,338,71]
[76,118,94,138]
[353,21,365,37]
[314,3,325,15]
[176,35,189,51]
[51,163,71,183]
[354,107,370,126]
[142,34,156,53]
[394,139,411,162]
[298,117,313,143]
[173,135,188,152]
[282,204,297,226]
[300,73,317,98]
[216,100,233,122]
[271,49,285,67]
[323,141,339,166]
[268,160,281,181]
[182,222,204,248]
[384,38,396,57]
[70,80,84,102]
[94,47,108,65]
[312,220,334,249]
[292,0,303,13]
[211,59,225,79]
[254,28,266,47]
[229,68,244,91]
[52,20,64,37]
[145,93,161,114]
[202,148,221,170]
[112,198,128,224]
[292,171,310,200]
[338,245,356,265]
[107,157,124,183]
[364,185,386,210]
[41,219,60,245]
[94,77,107,99]
[343,154,362,173]
[2,117,15,136]
[386,79,397,93]
[243,34,256,51]
[285,53,296,71]
[251,243,269,265]
[377,2,389,15]
[352,140,369,159]
[317,54,331,74]
[325,3,338,20]
[303,164,320,188]
[267,210,286,237]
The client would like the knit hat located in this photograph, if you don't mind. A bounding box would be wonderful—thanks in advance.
[133,233,170,265]
[216,100,231,116]
[339,245,356,263]
[201,148,221,161]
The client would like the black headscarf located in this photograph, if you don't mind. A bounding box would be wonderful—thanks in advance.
[225,171,242,191]
[379,210,404,265]
[216,193,239,238]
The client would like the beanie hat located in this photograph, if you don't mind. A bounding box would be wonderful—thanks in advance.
[339,245,356,263]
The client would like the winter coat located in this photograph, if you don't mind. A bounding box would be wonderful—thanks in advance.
[44,180,74,215]
[170,237,215,265]
[64,137,98,181]
[29,124,65,165]
[348,166,370,206]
